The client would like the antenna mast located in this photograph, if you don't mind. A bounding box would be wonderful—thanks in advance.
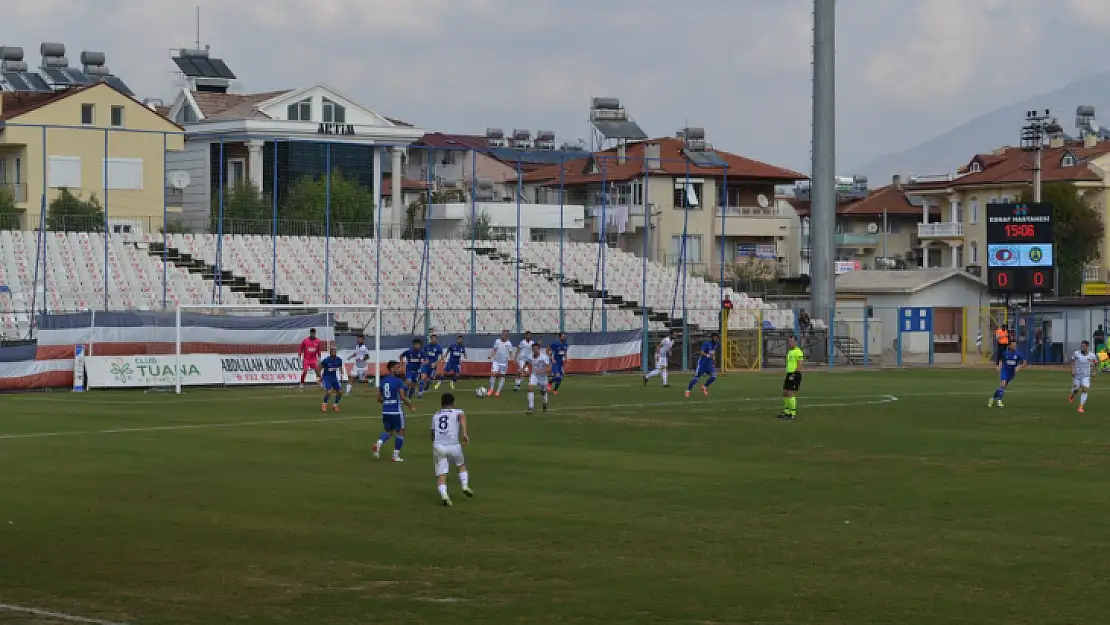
[195,6,201,49]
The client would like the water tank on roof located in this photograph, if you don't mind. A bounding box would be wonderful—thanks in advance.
[512,129,531,141]
[80,51,105,66]
[1077,105,1096,118]
[179,48,209,58]
[39,42,65,57]
[486,128,504,139]
[0,46,24,61]
[684,127,706,140]
[592,97,620,110]
[536,130,556,142]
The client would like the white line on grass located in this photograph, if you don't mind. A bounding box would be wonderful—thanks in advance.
[0,601,129,624]
[0,387,1041,442]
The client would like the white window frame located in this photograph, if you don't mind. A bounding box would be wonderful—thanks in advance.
[81,103,94,126]
[47,156,81,189]
[227,158,246,187]
[322,98,345,124]
[1062,154,1076,167]
[110,105,124,128]
[969,196,979,224]
[969,161,982,173]
[287,99,312,121]
[101,158,144,191]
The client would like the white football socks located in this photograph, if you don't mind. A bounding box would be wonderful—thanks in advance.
[1081,393,1088,406]
[497,377,506,393]
[437,484,448,498]
[489,376,496,392]
[528,391,535,410]
[459,471,469,489]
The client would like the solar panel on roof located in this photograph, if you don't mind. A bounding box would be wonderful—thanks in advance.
[208,58,236,79]
[590,119,648,140]
[43,67,72,85]
[101,75,133,96]
[190,56,219,78]
[23,72,50,92]
[173,56,202,77]
[64,68,91,84]
[683,149,728,168]
[2,71,33,92]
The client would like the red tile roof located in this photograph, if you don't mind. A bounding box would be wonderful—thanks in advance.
[381,175,430,192]
[793,185,940,217]
[190,90,292,119]
[909,142,1110,191]
[522,137,806,185]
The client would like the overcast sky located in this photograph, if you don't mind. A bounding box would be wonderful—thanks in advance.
[9,0,1110,174]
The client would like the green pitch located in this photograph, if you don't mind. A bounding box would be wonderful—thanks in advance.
[1,368,1109,624]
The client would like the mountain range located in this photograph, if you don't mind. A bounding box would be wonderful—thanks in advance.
[853,71,1110,185]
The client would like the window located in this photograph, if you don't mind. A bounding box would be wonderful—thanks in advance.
[970,241,979,264]
[669,234,703,263]
[101,158,144,190]
[834,219,848,234]
[48,156,82,188]
[81,103,94,125]
[287,99,312,121]
[1062,154,1076,167]
[672,182,703,209]
[956,245,964,267]
[322,98,345,124]
[884,220,900,234]
[953,200,964,223]
[969,161,982,173]
[14,157,20,184]
[177,104,197,124]
[969,196,979,224]
[227,158,246,187]
[633,181,644,205]
[110,105,124,127]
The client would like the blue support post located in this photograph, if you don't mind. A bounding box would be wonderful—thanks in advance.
[161,133,168,309]
[324,143,332,305]
[514,158,522,334]
[214,136,225,304]
[102,129,109,310]
[271,140,279,301]
[30,126,47,324]
[827,302,835,369]
[680,162,691,370]
[423,153,433,337]
[896,311,903,368]
[929,320,935,366]
[375,148,382,309]
[640,163,650,374]
[720,165,728,306]
[600,170,608,339]
[469,149,478,335]
[558,157,566,333]
[592,161,607,333]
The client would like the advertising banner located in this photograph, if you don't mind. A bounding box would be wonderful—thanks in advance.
[85,354,224,388]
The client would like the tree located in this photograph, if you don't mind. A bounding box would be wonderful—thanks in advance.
[211,182,270,235]
[282,171,376,237]
[0,187,17,230]
[48,189,104,232]
[1018,183,1103,295]
[470,210,494,241]
[404,189,467,240]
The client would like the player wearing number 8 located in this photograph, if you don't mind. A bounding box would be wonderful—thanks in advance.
[374,361,415,463]
[431,393,472,507]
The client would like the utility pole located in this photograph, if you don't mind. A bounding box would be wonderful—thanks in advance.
[810,0,836,323]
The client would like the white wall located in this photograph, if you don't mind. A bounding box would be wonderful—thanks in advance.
[166,139,210,230]
[862,277,987,358]
[429,202,587,229]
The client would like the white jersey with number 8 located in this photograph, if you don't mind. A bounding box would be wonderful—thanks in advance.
[431,408,466,476]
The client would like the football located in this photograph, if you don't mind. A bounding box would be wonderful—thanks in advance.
[475,387,488,398]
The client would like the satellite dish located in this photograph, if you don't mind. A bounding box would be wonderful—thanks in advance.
[167,171,191,189]
[1090,120,1100,133]
[757,194,769,208]
[867,222,879,234]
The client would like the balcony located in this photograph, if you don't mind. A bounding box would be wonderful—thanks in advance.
[835,232,880,247]
[716,205,792,238]
[1084,264,1102,282]
[917,222,963,239]
[0,182,27,204]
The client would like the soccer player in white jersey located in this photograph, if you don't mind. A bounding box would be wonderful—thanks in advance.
[346,334,372,393]
[1069,340,1100,413]
[513,331,536,391]
[431,393,472,506]
[644,329,677,387]
[488,330,514,397]
[524,342,552,414]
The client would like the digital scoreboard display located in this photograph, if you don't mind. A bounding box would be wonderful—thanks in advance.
[986,203,1054,294]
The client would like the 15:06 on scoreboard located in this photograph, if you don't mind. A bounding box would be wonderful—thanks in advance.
[986,202,1054,294]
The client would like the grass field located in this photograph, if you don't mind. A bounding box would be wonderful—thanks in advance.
[1,368,1110,624]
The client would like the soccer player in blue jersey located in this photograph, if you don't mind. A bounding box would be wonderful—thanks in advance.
[374,361,415,463]
[686,332,720,398]
[422,333,445,392]
[989,342,1026,408]
[318,346,345,412]
[400,338,424,398]
[548,332,570,394]
[443,335,467,389]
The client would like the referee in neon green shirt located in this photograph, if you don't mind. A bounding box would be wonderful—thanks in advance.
[779,336,804,420]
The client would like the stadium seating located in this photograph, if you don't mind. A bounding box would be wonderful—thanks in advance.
[0,230,806,339]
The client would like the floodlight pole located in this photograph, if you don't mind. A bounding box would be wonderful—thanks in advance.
[810,0,837,329]
[1019,109,1063,305]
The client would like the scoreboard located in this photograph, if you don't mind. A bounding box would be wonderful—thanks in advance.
[986,203,1054,294]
